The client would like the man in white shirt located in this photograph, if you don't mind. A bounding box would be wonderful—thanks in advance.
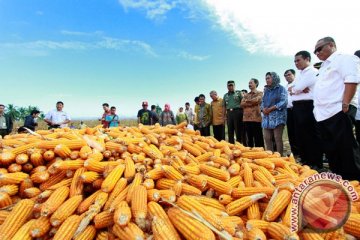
[313,37,360,180]
[184,102,194,126]
[289,51,323,170]
[44,101,71,129]
[284,69,299,156]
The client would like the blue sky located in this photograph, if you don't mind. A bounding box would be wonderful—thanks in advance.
[1,0,359,118]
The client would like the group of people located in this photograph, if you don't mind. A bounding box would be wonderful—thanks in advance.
[1,36,359,181]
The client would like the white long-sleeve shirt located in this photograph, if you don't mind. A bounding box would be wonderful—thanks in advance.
[313,52,360,122]
[290,65,317,102]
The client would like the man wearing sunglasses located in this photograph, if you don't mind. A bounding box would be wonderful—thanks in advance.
[313,37,360,180]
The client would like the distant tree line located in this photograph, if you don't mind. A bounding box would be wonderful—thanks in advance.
[5,104,45,121]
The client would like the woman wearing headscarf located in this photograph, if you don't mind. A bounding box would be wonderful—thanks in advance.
[261,72,288,156]
[160,104,176,126]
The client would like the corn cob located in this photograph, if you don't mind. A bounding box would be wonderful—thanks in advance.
[299,228,325,240]
[227,175,242,188]
[152,216,180,240]
[50,195,83,227]
[30,171,50,183]
[41,186,70,216]
[79,146,92,159]
[219,194,233,205]
[203,175,233,195]
[268,222,299,240]
[94,210,114,229]
[144,167,164,180]
[0,199,35,239]
[232,187,274,198]
[0,210,10,224]
[143,178,155,189]
[112,222,145,240]
[253,170,274,188]
[39,170,67,191]
[101,164,125,192]
[73,225,97,240]
[113,200,131,226]
[124,157,135,178]
[162,165,184,181]
[103,177,127,210]
[105,141,127,153]
[200,164,230,181]
[0,172,29,185]
[69,167,86,197]
[148,201,181,240]
[11,219,35,240]
[53,215,82,240]
[188,195,226,211]
[243,162,254,187]
[344,213,360,237]
[195,152,214,162]
[29,216,51,238]
[183,143,202,157]
[247,202,261,220]
[226,193,266,216]
[37,139,86,150]
[246,219,270,232]
[147,188,161,202]
[15,153,29,164]
[177,195,224,231]
[0,192,12,208]
[131,185,147,230]
[10,142,37,155]
[109,186,130,212]
[168,207,215,240]
[264,189,293,222]
[126,172,143,203]
[80,171,100,183]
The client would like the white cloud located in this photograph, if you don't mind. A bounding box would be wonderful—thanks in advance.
[118,0,178,20]
[60,30,103,36]
[0,37,157,57]
[178,51,209,61]
[35,11,44,15]
[200,0,360,56]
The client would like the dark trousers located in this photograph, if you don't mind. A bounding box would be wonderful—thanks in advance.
[286,108,299,155]
[0,129,8,138]
[212,124,225,141]
[317,111,360,180]
[227,109,244,144]
[293,100,323,168]
[199,125,210,137]
[355,120,360,145]
[244,122,264,147]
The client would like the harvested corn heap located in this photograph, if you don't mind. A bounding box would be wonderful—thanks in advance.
[0,122,359,240]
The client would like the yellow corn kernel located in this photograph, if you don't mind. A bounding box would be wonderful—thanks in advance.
[131,185,147,230]
[41,186,70,216]
[226,193,266,216]
[168,207,215,240]
[113,201,131,227]
[53,215,82,240]
[0,199,35,239]
[50,195,83,227]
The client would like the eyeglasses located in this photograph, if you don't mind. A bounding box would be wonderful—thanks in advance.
[314,42,330,54]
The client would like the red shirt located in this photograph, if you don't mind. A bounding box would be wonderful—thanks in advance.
[102,110,111,128]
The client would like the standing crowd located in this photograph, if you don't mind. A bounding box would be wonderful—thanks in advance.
[1,37,360,180]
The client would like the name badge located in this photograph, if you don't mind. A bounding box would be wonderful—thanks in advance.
[2,122,6,128]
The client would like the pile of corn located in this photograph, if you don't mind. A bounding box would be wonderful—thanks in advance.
[0,122,359,240]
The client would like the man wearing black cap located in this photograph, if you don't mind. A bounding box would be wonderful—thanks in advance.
[137,101,152,125]
[223,80,244,144]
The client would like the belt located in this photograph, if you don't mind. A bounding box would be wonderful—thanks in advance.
[228,108,240,111]
[292,100,313,104]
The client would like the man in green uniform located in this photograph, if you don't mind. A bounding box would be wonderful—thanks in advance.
[223,81,244,144]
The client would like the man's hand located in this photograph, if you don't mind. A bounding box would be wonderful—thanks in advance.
[342,103,350,113]
[302,87,310,93]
